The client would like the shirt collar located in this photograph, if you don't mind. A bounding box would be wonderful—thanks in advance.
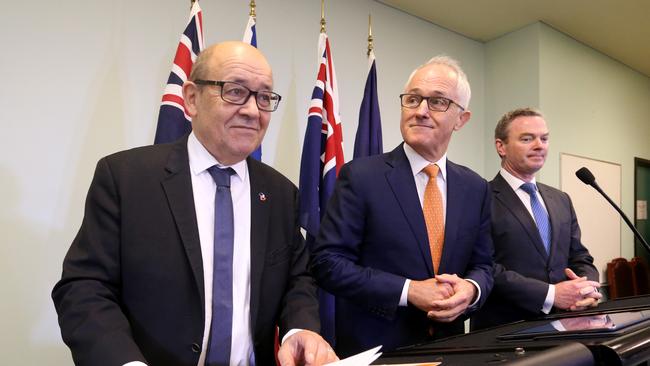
[500,167,537,192]
[403,143,447,181]
[188,132,247,180]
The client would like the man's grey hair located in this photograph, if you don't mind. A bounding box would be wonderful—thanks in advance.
[404,55,471,109]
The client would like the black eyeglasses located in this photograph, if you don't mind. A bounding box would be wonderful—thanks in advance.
[399,93,465,112]
[194,80,282,112]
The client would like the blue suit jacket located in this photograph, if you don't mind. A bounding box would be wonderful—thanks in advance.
[310,144,493,356]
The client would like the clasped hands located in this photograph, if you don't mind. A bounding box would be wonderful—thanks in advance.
[554,268,602,311]
[407,274,476,322]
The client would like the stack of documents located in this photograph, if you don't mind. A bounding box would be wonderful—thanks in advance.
[325,346,441,366]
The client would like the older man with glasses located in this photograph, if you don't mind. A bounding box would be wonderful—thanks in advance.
[310,56,494,356]
[53,41,337,366]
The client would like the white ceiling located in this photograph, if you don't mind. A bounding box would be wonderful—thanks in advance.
[378,0,650,77]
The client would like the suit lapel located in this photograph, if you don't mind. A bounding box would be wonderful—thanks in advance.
[385,145,434,276]
[438,161,467,274]
[247,158,269,334]
[492,173,549,260]
[161,137,206,308]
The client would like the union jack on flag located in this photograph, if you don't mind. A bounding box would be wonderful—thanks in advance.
[154,1,204,144]
[298,31,344,346]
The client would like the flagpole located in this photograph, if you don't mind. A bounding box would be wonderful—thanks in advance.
[249,0,256,19]
[320,0,326,33]
[367,13,373,56]
[190,0,195,8]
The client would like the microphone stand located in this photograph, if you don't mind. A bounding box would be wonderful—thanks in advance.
[589,182,650,254]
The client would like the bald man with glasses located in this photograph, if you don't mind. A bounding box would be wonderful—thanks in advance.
[53,41,336,366]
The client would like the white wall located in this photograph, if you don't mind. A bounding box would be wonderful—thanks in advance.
[0,0,486,363]
[483,21,650,267]
[538,24,650,259]
[484,22,542,176]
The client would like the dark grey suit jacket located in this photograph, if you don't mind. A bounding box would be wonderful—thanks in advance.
[52,136,319,366]
[471,172,598,330]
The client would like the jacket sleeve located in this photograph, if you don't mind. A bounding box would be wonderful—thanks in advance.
[309,163,406,320]
[52,158,146,366]
[279,186,321,338]
[493,263,552,314]
[462,179,495,311]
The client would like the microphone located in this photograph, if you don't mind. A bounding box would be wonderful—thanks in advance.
[575,167,596,186]
[575,167,650,253]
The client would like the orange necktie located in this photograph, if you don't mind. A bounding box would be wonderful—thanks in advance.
[423,164,444,274]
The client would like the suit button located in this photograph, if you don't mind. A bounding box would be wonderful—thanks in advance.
[428,326,435,337]
[191,343,201,353]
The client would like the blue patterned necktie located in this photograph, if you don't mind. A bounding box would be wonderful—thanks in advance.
[520,182,551,254]
[206,166,236,366]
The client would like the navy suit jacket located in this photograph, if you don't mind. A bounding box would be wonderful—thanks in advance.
[471,172,598,330]
[52,136,319,366]
[310,144,493,356]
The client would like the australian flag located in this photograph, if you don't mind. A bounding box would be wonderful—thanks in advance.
[154,1,204,144]
[298,32,344,346]
[354,49,382,158]
[243,15,262,161]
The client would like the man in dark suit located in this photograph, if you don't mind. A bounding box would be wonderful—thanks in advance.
[52,42,337,366]
[310,56,494,356]
[471,107,601,330]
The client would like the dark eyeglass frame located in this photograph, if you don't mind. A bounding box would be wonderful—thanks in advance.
[193,79,282,112]
[399,93,465,112]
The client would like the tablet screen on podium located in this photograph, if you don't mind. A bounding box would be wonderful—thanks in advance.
[498,310,650,340]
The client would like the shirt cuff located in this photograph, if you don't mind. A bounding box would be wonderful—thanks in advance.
[281,328,303,344]
[123,362,147,366]
[399,279,411,306]
[465,278,481,308]
[542,284,555,314]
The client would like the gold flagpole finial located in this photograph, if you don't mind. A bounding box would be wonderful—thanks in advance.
[249,0,256,18]
[320,0,326,33]
[367,13,374,56]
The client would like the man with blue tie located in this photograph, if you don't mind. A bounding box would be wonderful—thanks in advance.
[471,107,602,330]
[310,56,494,356]
[52,42,337,366]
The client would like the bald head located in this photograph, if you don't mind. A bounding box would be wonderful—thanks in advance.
[190,41,273,85]
[183,41,275,165]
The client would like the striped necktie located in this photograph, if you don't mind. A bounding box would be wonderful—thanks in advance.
[520,182,551,254]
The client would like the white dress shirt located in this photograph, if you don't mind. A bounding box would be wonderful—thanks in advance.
[398,143,481,307]
[498,168,555,314]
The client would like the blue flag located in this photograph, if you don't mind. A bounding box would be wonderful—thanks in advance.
[243,15,262,161]
[354,50,382,158]
[154,2,204,144]
[299,33,344,346]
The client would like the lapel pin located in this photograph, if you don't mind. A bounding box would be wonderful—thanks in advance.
[258,192,267,202]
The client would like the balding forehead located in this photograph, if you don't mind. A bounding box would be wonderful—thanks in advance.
[191,41,273,84]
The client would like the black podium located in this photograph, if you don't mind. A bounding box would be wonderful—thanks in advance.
[376,295,650,366]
